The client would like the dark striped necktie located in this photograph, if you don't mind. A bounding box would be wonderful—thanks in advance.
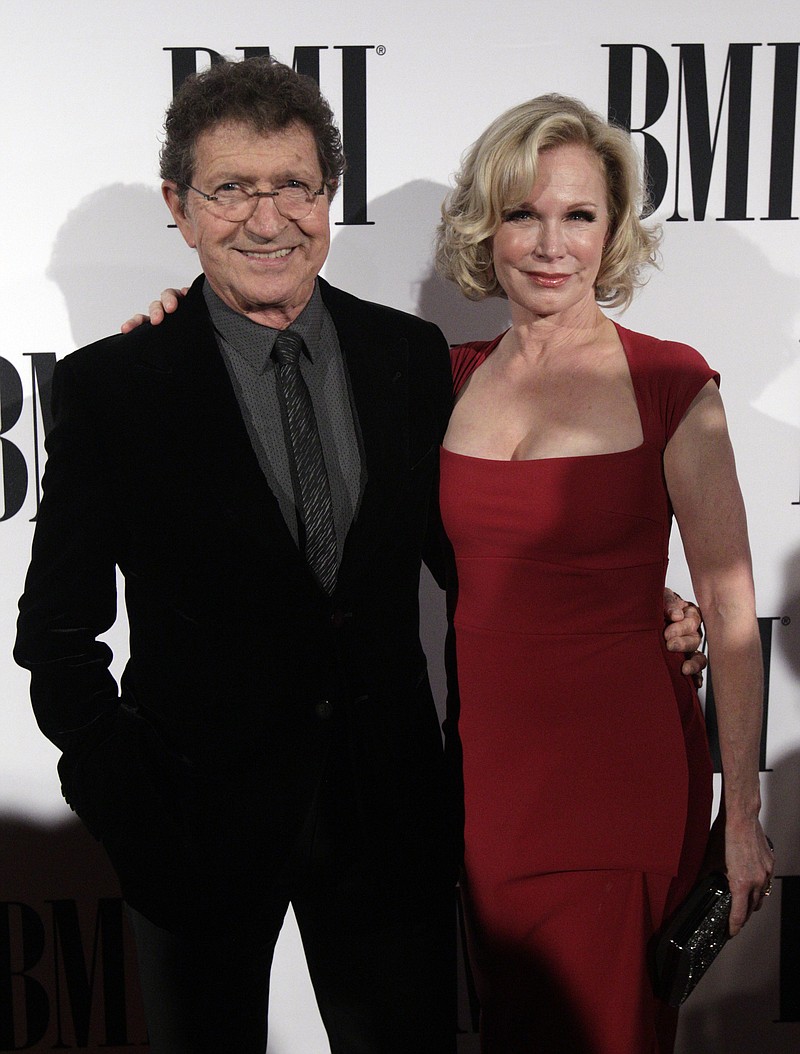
[273,330,337,594]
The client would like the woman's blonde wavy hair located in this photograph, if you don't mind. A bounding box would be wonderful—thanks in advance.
[435,94,660,310]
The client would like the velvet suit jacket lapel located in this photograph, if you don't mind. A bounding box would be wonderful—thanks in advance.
[135,279,308,577]
[319,279,411,592]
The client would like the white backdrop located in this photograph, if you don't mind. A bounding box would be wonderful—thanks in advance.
[1,2,798,1051]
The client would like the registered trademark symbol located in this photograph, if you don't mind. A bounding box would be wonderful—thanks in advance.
[376,45,386,56]
[781,616,791,626]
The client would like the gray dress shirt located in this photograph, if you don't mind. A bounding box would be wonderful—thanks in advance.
[203,280,364,566]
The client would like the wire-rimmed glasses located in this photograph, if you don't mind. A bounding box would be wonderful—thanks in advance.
[178,180,327,221]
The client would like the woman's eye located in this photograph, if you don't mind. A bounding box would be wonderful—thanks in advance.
[504,209,534,223]
[568,210,596,222]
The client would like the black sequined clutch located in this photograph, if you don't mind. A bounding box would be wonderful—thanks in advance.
[653,871,732,1006]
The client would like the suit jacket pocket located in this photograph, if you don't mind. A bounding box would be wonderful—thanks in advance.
[58,713,129,840]
[60,702,189,843]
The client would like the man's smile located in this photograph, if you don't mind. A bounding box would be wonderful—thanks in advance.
[235,247,295,260]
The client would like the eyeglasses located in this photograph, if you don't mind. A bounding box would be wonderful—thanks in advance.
[179,180,327,221]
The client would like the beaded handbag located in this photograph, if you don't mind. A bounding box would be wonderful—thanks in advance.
[653,871,731,1006]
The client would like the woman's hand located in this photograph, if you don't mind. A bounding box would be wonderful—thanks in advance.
[725,816,775,935]
[706,812,774,935]
[120,287,188,333]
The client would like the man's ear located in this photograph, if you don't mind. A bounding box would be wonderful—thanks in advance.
[162,181,197,249]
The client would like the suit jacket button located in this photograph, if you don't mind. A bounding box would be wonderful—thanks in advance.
[330,609,348,628]
[314,700,334,721]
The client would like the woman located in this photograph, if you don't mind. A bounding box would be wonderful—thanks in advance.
[435,94,773,1052]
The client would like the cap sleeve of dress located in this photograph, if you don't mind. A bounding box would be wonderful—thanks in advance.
[449,334,505,396]
[615,324,721,449]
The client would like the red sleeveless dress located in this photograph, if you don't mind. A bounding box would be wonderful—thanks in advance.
[440,323,716,1053]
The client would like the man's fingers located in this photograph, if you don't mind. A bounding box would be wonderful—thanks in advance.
[680,652,707,677]
[120,288,187,333]
[148,300,167,324]
[120,313,149,334]
[664,607,701,633]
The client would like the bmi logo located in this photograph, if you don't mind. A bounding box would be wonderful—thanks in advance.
[605,42,799,220]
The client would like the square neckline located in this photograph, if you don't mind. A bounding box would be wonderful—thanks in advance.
[442,322,648,465]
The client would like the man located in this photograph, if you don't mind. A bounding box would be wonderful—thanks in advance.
[15,57,703,1054]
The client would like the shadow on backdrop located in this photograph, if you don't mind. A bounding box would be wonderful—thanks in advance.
[327,179,511,345]
[47,183,195,350]
[0,813,148,1051]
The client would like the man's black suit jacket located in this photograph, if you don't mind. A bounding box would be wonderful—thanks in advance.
[15,276,458,932]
